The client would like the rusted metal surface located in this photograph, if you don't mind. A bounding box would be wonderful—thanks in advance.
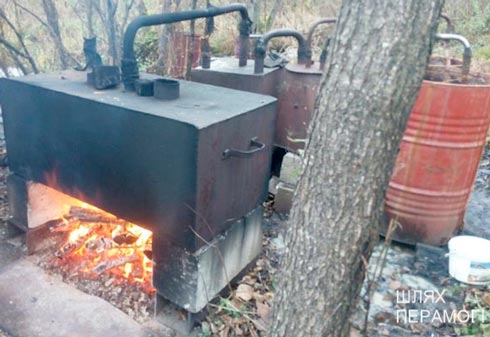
[192,60,324,153]
[274,63,323,152]
[168,32,202,78]
[191,57,284,97]
[384,79,490,246]
[254,29,308,74]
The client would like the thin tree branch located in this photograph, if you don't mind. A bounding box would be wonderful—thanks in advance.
[0,7,39,72]
[0,38,27,74]
[12,1,50,32]
[0,37,26,57]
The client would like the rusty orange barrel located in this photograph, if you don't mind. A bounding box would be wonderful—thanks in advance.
[385,79,490,245]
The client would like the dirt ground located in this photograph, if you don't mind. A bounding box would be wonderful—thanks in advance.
[0,108,489,336]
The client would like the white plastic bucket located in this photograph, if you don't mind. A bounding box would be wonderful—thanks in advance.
[448,236,490,285]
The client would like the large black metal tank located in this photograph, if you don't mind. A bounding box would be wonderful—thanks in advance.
[0,71,276,251]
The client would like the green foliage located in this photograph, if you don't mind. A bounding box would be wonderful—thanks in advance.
[134,28,159,72]
[475,46,490,60]
[219,297,244,318]
[196,325,212,337]
[461,0,490,37]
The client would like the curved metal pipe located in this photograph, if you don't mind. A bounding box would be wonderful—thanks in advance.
[439,13,455,33]
[121,4,252,90]
[254,29,307,74]
[306,18,337,48]
[435,33,472,78]
[305,17,337,67]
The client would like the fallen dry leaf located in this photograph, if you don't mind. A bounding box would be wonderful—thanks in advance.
[256,302,271,320]
[236,284,254,302]
[350,328,361,337]
[483,292,490,306]
[219,326,230,337]
[253,292,265,302]
[389,280,402,290]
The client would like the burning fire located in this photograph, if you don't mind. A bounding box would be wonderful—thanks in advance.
[50,202,154,293]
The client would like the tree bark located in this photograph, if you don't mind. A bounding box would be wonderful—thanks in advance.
[265,0,281,32]
[136,0,148,16]
[156,0,173,75]
[86,0,95,37]
[106,0,118,65]
[247,0,260,33]
[185,0,198,80]
[269,1,444,337]
[41,0,70,69]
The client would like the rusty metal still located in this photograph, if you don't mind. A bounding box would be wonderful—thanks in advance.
[384,34,490,245]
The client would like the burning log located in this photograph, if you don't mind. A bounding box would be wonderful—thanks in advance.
[113,232,139,245]
[55,241,80,259]
[93,254,139,275]
[68,206,126,224]
[47,218,73,233]
[55,224,101,259]
[143,250,153,260]
[86,237,113,252]
[130,264,144,279]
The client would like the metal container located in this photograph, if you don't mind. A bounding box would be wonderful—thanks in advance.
[385,79,490,245]
[383,33,490,246]
[191,57,284,97]
[154,78,180,100]
[275,63,322,152]
[192,26,326,153]
[273,19,335,152]
[0,71,276,251]
[0,4,275,314]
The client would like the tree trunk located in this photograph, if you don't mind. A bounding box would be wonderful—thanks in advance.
[185,0,198,80]
[86,0,95,37]
[247,0,260,33]
[156,0,173,75]
[106,0,118,65]
[136,0,148,16]
[265,0,281,32]
[41,0,70,69]
[269,1,444,337]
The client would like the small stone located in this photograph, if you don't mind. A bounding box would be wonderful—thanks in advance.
[279,152,302,185]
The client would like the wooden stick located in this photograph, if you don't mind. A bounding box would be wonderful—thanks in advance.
[92,254,139,275]
[46,218,73,233]
[55,224,100,259]
[69,206,126,224]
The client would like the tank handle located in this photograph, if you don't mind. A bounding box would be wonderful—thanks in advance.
[435,33,472,80]
[254,29,308,74]
[305,18,337,67]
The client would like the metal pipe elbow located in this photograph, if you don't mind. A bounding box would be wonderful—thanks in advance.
[254,29,307,74]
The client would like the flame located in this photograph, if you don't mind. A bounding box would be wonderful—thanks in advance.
[54,200,154,293]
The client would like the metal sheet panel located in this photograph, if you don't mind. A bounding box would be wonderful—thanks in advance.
[0,71,277,250]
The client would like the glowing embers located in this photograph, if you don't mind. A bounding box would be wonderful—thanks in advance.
[48,203,154,293]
